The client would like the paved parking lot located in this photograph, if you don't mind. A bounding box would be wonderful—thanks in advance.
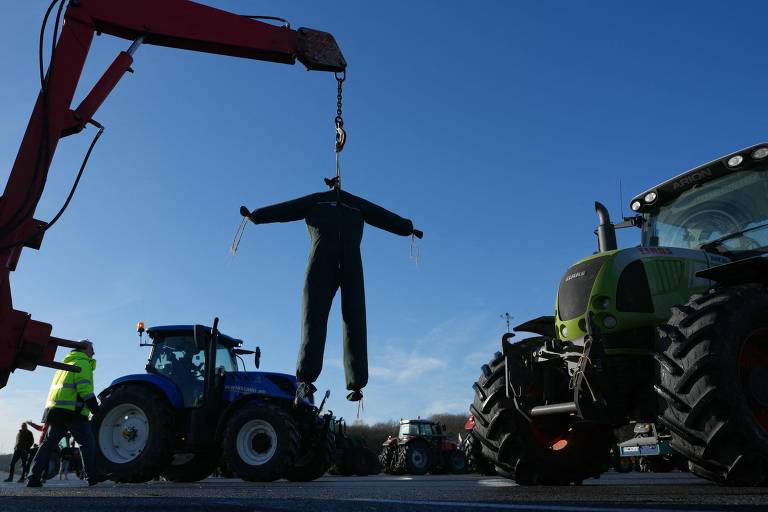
[2,471,767,511]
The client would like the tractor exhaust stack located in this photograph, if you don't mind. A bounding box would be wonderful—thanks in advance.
[595,202,617,252]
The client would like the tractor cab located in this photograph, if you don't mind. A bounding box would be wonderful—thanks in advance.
[631,143,768,256]
[398,419,444,440]
[144,325,242,407]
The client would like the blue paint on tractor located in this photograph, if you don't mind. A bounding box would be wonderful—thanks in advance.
[107,373,184,408]
[222,371,303,404]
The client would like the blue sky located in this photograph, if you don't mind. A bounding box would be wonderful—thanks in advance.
[1,0,767,450]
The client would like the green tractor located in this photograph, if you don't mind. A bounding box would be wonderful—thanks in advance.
[472,143,768,485]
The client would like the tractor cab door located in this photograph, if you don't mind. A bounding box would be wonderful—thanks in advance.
[147,332,207,408]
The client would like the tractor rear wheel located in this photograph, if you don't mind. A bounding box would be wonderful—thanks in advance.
[285,421,335,481]
[161,452,217,482]
[655,285,768,486]
[92,384,175,483]
[471,349,613,485]
[379,444,398,474]
[221,403,298,482]
[399,441,431,475]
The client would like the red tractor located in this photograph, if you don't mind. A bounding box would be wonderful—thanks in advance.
[379,419,466,475]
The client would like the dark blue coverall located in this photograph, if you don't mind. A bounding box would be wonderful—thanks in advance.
[245,188,417,392]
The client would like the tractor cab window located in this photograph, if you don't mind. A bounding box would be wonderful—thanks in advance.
[419,424,435,437]
[149,335,206,407]
[643,169,768,253]
[399,423,419,436]
[215,345,237,373]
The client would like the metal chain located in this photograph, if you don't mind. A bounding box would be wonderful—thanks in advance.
[334,71,346,183]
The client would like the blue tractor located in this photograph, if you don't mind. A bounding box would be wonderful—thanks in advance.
[92,319,335,483]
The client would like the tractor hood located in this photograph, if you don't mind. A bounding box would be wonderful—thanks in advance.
[554,247,729,343]
[222,371,306,405]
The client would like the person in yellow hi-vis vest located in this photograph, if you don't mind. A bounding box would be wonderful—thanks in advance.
[27,340,101,487]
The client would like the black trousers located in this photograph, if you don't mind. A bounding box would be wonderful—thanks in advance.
[297,248,367,391]
[8,450,30,479]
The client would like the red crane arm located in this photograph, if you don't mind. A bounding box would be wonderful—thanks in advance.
[0,0,345,389]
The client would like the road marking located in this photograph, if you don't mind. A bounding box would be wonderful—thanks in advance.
[478,478,517,487]
[345,498,711,512]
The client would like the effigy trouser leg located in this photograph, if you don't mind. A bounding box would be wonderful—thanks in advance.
[341,251,367,390]
[296,251,340,383]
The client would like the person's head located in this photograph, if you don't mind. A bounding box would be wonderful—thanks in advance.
[77,339,95,358]
[20,423,27,431]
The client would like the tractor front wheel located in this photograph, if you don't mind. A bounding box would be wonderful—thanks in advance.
[92,384,175,483]
[221,403,299,482]
[656,285,768,485]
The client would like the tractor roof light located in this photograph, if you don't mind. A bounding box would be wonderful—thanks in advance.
[631,201,642,211]
[727,155,744,167]
[137,321,145,334]
[752,147,768,160]
[644,191,657,203]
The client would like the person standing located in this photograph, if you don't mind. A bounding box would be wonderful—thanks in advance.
[3,423,34,482]
[27,340,101,487]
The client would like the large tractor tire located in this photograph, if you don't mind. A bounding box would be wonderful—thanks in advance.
[464,430,495,475]
[398,441,431,475]
[655,286,768,486]
[221,403,299,482]
[92,384,175,483]
[285,422,335,482]
[379,444,398,474]
[161,452,218,482]
[471,350,613,485]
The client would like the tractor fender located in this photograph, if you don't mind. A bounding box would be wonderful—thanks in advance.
[100,374,183,408]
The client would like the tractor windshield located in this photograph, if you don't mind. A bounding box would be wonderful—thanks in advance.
[643,168,768,253]
[149,335,206,407]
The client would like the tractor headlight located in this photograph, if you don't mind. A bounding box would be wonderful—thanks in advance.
[560,325,568,338]
[602,315,618,329]
[752,147,768,160]
[631,201,642,211]
[727,155,744,167]
[644,191,657,203]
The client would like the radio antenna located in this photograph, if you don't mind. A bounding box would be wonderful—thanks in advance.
[619,179,627,220]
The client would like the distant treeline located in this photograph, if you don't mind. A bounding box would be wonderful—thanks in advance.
[344,413,469,449]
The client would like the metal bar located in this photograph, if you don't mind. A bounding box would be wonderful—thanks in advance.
[36,360,81,373]
[530,402,578,417]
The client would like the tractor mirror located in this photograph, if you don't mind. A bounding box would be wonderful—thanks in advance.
[254,346,261,369]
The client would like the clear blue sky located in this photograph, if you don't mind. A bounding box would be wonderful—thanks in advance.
[1,0,766,450]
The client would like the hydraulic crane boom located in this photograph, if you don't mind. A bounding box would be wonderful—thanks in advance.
[0,0,346,389]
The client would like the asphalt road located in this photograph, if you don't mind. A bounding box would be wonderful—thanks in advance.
[1,471,767,512]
